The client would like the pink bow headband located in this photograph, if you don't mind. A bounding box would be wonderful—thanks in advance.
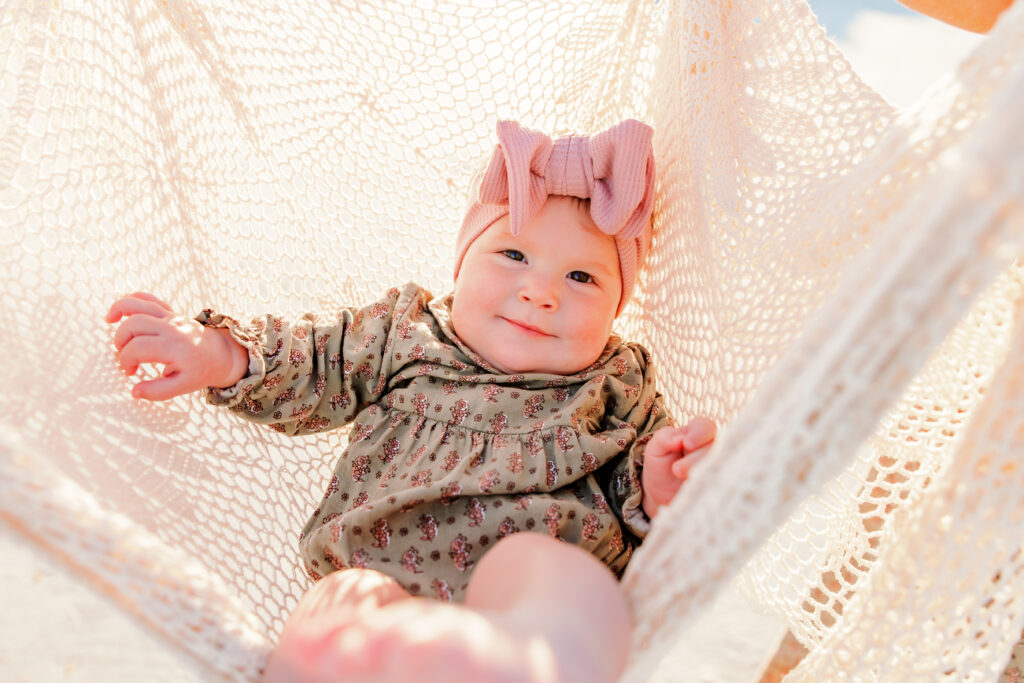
[455,119,656,315]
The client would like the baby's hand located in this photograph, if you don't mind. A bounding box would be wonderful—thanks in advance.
[641,417,717,519]
[105,292,248,401]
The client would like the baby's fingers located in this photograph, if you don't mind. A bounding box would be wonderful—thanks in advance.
[132,372,187,401]
[671,444,712,480]
[127,292,174,310]
[681,417,717,452]
[105,293,174,323]
[118,336,173,375]
[112,314,169,352]
[645,426,687,460]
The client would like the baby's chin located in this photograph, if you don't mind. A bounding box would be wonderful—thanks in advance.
[485,352,601,377]
[451,317,606,375]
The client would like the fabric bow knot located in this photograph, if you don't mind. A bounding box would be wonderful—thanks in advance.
[476,119,655,239]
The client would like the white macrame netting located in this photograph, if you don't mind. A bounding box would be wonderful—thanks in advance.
[1,0,1023,680]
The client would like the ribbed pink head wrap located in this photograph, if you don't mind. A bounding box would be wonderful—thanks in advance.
[455,119,656,316]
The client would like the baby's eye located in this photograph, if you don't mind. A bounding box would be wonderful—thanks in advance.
[502,250,525,262]
[568,271,594,284]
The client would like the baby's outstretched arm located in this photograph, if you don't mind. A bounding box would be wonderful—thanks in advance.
[641,417,716,519]
[106,292,249,400]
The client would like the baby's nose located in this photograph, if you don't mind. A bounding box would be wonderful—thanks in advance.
[518,278,558,310]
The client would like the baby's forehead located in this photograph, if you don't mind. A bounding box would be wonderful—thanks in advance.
[559,195,592,216]
[495,196,601,235]
[542,198,611,246]
[493,208,611,247]
[488,200,619,270]
[547,194,595,224]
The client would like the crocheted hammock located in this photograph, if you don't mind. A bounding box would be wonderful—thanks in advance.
[2,0,1022,680]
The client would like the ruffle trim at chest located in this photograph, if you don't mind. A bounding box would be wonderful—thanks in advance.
[332,403,640,501]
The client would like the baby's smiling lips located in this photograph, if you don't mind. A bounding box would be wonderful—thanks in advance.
[501,317,554,337]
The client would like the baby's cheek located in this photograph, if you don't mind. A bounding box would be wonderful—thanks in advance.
[566,332,612,371]
[567,315,613,350]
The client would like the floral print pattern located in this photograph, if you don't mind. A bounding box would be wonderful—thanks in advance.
[197,283,673,601]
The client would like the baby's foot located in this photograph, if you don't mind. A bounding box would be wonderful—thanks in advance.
[263,569,557,683]
[311,596,560,683]
[262,569,411,682]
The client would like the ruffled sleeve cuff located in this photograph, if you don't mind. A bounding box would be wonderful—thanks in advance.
[613,433,654,537]
[194,309,267,407]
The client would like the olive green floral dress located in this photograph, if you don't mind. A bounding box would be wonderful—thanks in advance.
[197,283,673,601]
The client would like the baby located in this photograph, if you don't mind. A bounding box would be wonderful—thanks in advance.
[107,119,716,682]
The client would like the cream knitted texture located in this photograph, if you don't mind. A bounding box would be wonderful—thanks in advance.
[1,1,1022,681]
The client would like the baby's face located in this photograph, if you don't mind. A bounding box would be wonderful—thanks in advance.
[452,196,621,375]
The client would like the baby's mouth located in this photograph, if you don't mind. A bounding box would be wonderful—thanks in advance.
[500,317,554,337]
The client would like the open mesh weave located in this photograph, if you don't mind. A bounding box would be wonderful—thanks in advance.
[1,0,1023,680]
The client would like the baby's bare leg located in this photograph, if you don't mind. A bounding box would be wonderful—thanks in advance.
[263,534,631,683]
[465,532,632,683]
